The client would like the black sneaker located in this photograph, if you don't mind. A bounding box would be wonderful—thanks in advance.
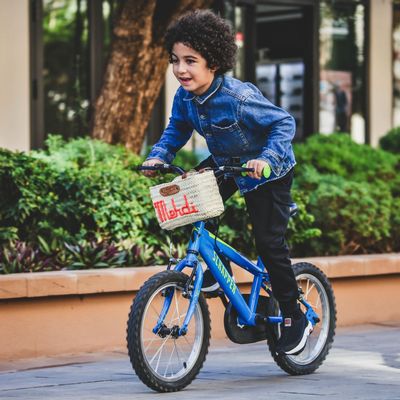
[201,255,233,294]
[275,309,313,355]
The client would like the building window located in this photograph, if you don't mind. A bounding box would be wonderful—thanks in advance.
[319,0,367,143]
[31,0,164,148]
[34,0,124,143]
[43,0,90,140]
[254,3,308,141]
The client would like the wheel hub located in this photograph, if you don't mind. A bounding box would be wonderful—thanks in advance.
[157,324,180,338]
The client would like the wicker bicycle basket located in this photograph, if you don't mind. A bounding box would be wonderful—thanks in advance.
[149,170,224,230]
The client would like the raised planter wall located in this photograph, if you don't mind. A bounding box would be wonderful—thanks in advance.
[1,254,400,361]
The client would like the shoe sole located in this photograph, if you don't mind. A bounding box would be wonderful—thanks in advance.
[285,320,314,355]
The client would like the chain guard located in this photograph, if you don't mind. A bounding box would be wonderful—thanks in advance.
[224,294,278,344]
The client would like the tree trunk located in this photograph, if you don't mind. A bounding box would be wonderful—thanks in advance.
[92,0,213,153]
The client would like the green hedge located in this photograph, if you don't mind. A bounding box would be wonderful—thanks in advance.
[0,135,319,272]
[293,134,400,255]
[379,126,400,154]
[0,137,191,272]
[1,132,398,273]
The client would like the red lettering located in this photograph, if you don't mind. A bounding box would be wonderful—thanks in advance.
[180,195,191,214]
[168,198,179,219]
[153,195,200,222]
[154,201,166,222]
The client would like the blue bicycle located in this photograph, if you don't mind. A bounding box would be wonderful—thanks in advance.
[127,164,336,392]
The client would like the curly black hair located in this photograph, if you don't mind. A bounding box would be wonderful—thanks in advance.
[164,10,237,75]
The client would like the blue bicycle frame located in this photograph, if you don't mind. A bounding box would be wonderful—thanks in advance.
[153,220,318,337]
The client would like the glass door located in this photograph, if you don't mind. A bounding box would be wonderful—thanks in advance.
[254,3,313,140]
[319,0,367,143]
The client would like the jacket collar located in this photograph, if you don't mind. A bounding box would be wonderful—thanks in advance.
[183,75,223,104]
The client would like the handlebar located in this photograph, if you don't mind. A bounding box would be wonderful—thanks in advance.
[217,166,254,174]
[135,164,186,175]
[135,164,254,177]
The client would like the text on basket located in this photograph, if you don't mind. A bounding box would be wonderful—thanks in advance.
[153,195,199,222]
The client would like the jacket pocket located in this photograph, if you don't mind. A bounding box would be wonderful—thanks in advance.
[211,122,249,152]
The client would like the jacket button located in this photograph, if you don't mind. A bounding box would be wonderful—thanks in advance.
[200,114,206,120]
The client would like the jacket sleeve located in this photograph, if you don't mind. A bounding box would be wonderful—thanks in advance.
[147,90,193,163]
[240,91,296,175]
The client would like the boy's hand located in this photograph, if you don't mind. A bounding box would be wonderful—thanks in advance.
[245,159,271,180]
[141,158,164,177]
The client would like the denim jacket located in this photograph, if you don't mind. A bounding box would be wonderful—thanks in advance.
[147,74,296,193]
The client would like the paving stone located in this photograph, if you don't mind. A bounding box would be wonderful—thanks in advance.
[0,324,399,400]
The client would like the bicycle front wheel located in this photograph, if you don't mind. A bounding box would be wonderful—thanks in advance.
[126,270,210,392]
[268,262,337,375]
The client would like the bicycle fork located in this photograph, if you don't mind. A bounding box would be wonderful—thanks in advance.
[152,223,205,338]
[151,256,203,338]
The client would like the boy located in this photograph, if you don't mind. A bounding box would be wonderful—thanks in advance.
[142,10,312,355]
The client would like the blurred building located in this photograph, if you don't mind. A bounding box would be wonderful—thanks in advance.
[0,0,396,153]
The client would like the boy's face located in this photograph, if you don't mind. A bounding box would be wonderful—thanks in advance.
[171,42,216,96]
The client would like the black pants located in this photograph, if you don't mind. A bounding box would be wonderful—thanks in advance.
[196,157,299,315]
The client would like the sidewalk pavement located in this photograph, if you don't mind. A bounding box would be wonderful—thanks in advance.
[0,324,399,400]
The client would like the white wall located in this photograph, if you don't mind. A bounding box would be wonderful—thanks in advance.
[369,0,393,147]
[0,0,30,151]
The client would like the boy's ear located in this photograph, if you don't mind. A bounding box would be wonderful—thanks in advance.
[209,65,218,73]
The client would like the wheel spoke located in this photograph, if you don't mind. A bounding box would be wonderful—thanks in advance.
[143,327,160,335]
[149,334,171,366]
[305,281,315,298]
[174,338,184,368]
[150,303,161,319]
[154,339,165,373]
[316,296,321,309]
[168,312,188,324]
[143,335,165,342]
[183,335,192,347]
[144,334,164,353]
[164,341,176,377]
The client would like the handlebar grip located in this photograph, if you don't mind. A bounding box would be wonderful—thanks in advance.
[263,163,271,178]
[241,163,271,178]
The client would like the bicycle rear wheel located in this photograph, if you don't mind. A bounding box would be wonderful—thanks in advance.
[126,270,210,392]
[268,262,336,375]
